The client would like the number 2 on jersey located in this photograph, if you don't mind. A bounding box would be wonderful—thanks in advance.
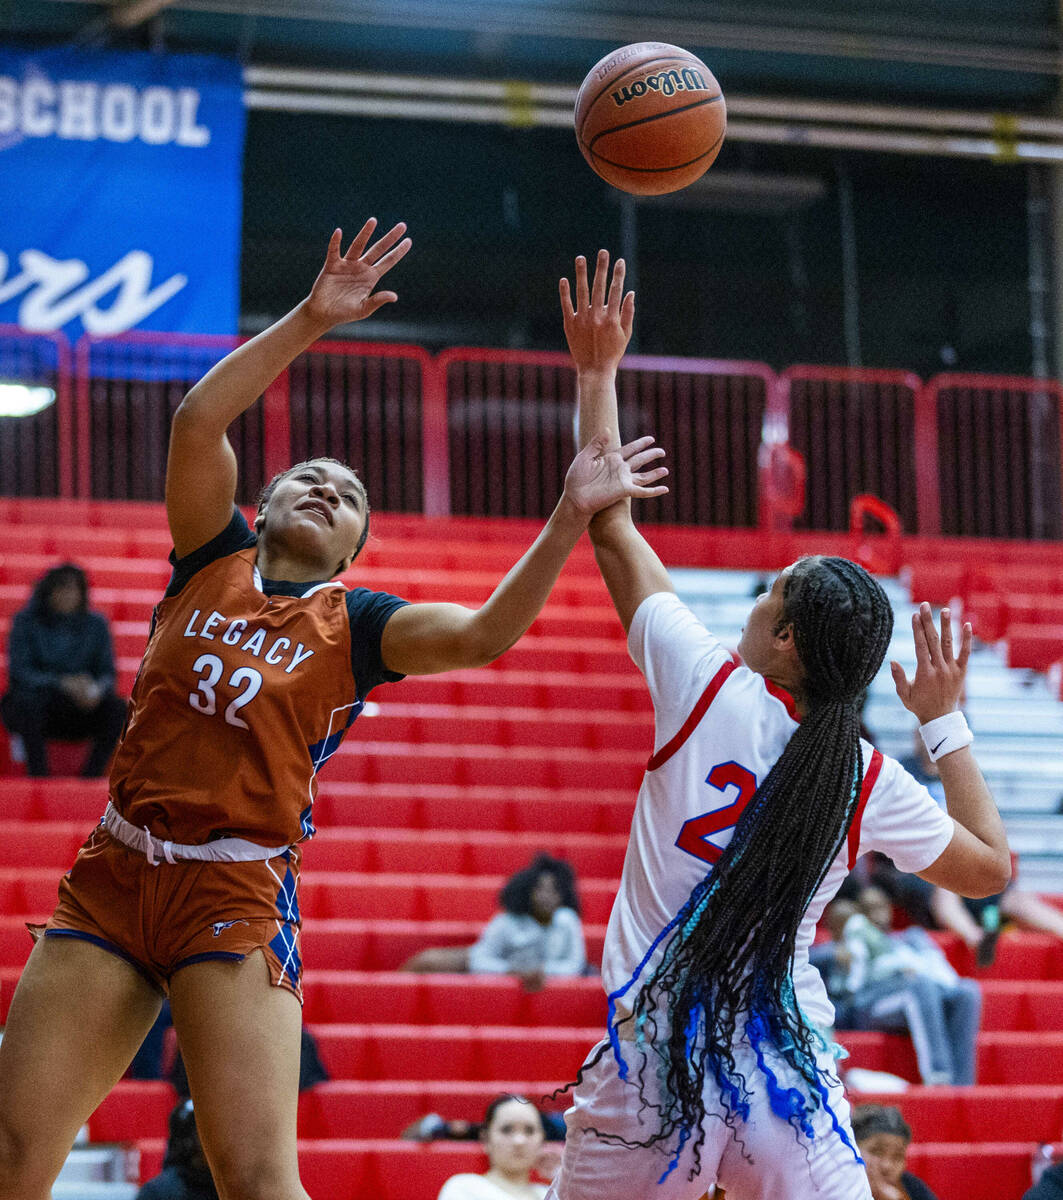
[188,653,262,729]
[675,761,758,865]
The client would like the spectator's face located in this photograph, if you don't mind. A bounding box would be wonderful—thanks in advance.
[858,1131,908,1189]
[859,887,893,932]
[483,1099,544,1177]
[48,579,82,616]
[530,872,562,923]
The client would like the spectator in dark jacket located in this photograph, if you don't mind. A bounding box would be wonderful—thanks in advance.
[1,562,126,776]
[135,1098,217,1200]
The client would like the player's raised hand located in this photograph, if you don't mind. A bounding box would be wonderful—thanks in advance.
[890,603,971,724]
[305,220,412,328]
[564,433,668,517]
[560,249,635,374]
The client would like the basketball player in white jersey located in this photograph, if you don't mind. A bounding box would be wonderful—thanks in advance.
[545,250,1011,1200]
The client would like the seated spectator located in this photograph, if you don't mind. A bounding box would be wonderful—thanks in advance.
[852,1104,939,1200]
[436,1095,551,1200]
[820,887,981,1085]
[1,562,126,777]
[402,853,587,990]
[135,1098,217,1200]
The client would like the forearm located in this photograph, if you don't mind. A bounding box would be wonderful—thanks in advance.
[176,300,328,433]
[575,367,622,452]
[466,495,590,662]
[588,509,675,633]
[935,748,1010,864]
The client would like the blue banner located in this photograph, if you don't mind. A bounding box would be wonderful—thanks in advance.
[0,47,244,341]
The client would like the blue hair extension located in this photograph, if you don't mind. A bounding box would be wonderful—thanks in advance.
[746,1012,817,1139]
[605,872,718,1078]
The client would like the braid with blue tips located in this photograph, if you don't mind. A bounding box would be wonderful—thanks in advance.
[594,557,893,1183]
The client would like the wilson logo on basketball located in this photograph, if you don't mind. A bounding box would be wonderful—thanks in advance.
[611,68,709,108]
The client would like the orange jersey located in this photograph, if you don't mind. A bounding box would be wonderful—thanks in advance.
[109,516,405,845]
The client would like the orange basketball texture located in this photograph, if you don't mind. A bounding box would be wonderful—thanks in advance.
[575,42,726,195]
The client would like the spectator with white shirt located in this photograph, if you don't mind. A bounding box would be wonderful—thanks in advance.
[402,853,587,990]
[436,1095,551,1200]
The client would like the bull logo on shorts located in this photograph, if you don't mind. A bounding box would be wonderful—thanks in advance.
[211,918,250,937]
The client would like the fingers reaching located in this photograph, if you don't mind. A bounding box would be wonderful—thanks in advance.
[621,290,635,338]
[956,620,972,671]
[344,217,378,260]
[575,254,590,311]
[559,276,575,321]
[591,248,610,307]
[607,257,626,313]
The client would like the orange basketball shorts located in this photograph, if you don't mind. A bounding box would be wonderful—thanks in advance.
[44,826,304,1001]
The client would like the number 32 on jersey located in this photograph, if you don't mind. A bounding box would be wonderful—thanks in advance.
[675,761,757,866]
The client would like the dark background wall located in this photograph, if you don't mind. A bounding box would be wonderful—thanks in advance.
[242,112,1033,375]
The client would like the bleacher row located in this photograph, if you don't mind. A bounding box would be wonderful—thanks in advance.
[0,499,1061,1200]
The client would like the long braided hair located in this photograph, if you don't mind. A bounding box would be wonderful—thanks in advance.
[605,556,894,1179]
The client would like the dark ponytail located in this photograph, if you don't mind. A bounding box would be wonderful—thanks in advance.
[604,557,894,1180]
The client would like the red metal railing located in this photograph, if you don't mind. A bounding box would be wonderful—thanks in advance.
[2,327,1062,541]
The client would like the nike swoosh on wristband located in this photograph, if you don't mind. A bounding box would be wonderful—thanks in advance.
[931,737,948,754]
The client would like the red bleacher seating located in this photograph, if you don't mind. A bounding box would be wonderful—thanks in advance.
[1,500,1060,1200]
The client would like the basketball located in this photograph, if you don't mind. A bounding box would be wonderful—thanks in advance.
[574,42,726,196]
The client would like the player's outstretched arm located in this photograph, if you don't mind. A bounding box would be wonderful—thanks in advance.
[561,249,675,633]
[166,220,411,557]
[380,434,668,675]
[894,604,1011,897]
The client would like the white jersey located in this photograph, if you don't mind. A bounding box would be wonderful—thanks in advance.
[601,591,956,1030]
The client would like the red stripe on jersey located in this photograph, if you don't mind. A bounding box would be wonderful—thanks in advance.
[764,679,801,723]
[647,656,739,772]
[847,747,884,870]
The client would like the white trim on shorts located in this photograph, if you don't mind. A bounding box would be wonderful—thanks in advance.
[100,801,292,866]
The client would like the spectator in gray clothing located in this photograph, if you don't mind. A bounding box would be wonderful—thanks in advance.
[469,853,587,990]
[402,853,587,990]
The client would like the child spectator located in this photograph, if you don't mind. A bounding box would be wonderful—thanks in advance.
[821,887,981,1085]
[1,562,126,777]
[852,1104,939,1200]
[402,853,587,989]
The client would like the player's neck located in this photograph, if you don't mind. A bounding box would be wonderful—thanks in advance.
[761,668,807,717]
[255,544,333,584]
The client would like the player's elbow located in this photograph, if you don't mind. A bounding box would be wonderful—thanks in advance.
[965,851,1012,898]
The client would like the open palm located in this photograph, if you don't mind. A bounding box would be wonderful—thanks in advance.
[565,434,669,517]
[305,219,412,326]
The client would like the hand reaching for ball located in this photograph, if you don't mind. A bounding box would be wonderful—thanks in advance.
[304,219,412,330]
[559,249,634,375]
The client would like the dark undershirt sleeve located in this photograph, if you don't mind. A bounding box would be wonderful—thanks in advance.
[165,508,257,598]
[345,588,409,696]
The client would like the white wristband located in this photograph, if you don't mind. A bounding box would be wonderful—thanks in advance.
[919,711,973,762]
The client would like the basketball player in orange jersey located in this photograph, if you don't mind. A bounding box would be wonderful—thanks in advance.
[0,220,670,1200]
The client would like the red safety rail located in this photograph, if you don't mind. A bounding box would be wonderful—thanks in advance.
[782,366,925,533]
[439,348,773,524]
[928,373,1063,539]
[286,340,436,515]
[0,326,72,498]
